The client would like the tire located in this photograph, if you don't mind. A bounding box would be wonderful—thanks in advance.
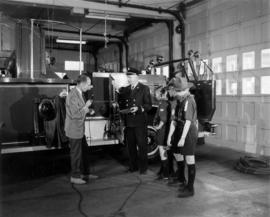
[147,126,159,160]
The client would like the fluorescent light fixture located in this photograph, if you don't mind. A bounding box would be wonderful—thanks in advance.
[85,14,126,21]
[56,39,86,44]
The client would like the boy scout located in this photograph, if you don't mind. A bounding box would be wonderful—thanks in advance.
[153,86,169,180]
[167,75,198,197]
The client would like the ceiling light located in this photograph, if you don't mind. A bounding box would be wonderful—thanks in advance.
[56,39,86,44]
[85,14,126,21]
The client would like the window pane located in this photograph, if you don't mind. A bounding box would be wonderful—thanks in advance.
[216,80,222,95]
[199,59,208,75]
[261,76,270,94]
[64,61,84,71]
[242,51,255,70]
[226,79,237,95]
[162,65,169,78]
[261,49,270,68]
[226,54,237,72]
[242,77,255,95]
[156,67,161,75]
[212,57,222,73]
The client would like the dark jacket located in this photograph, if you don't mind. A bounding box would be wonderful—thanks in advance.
[119,83,152,127]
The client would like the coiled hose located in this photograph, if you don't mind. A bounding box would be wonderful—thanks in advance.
[234,156,270,175]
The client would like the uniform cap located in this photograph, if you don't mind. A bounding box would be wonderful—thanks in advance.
[126,67,141,75]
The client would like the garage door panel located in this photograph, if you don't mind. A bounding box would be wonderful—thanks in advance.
[226,125,238,142]
[226,102,238,119]
[242,102,256,123]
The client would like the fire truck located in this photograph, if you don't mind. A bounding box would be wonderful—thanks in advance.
[0,52,217,159]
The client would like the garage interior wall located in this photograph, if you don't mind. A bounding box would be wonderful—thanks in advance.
[97,43,120,72]
[47,49,94,79]
[128,22,169,71]
[186,0,270,155]
[98,22,169,72]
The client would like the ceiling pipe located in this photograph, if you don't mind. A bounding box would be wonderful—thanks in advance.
[165,20,174,78]
[43,27,124,41]
[5,0,174,20]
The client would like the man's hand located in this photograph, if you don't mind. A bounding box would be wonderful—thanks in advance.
[177,137,185,147]
[130,106,138,113]
[89,109,95,115]
[83,106,90,114]
[85,99,93,107]
[154,125,161,131]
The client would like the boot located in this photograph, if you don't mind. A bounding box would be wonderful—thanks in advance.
[177,161,186,190]
[178,164,195,197]
[167,150,175,176]
[168,160,185,186]
[156,164,163,178]
[162,160,169,180]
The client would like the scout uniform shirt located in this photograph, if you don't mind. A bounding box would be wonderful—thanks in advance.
[172,93,198,155]
[153,99,169,126]
[154,99,169,147]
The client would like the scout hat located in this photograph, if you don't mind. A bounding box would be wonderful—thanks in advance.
[167,74,193,91]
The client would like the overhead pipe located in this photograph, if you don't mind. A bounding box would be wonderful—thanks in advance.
[178,3,186,60]
[165,20,174,78]
[30,19,34,79]
[79,28,82,74]
[116,42,123,71]
[91,0,179,16]
[42,28,123,41]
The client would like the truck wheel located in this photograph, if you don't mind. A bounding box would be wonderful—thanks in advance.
[147,126,159,160]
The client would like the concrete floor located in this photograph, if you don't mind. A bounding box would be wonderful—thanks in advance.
[0,144,270,217]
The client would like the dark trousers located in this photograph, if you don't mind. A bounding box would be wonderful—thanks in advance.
[126,126,148,173]
[69,137,90,178]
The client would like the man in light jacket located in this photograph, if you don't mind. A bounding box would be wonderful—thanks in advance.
[65,74,97,184]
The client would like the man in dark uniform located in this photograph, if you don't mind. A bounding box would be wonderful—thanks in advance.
[120,69,152,174]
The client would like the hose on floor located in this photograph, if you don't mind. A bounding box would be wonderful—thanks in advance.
[71,183,89,217]
[70,173,143,217]
[234,156,270,175]
[110,174,143,217]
